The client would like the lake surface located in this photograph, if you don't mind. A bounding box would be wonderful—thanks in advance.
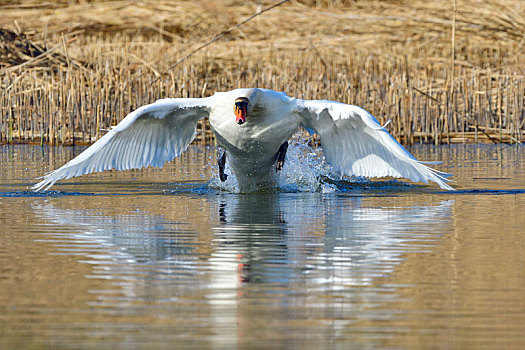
[0,143,524,349]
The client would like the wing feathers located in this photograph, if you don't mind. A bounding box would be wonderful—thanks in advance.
[33,89,453,192]
[297,100,453,190]
[32,97,213,191]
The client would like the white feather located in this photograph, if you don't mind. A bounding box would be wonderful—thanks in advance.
[32,97,214,191]
[32,88,453,192]
[297,100,453,190]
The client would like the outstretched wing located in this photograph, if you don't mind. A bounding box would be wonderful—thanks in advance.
[32,97,215,191]
[296,99,453,190]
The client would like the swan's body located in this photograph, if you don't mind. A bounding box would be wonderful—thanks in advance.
[32,88,453,192]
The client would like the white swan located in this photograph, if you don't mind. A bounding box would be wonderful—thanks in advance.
[32,88,453,191]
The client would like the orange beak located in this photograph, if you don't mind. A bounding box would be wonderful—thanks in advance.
[234,103,247,125]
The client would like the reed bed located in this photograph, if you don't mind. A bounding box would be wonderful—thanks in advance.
[1,0,524,145]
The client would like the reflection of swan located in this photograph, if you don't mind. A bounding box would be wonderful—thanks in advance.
[33,88,452,191]
[31,194,454,345]
[32,203,199,263]
[32,195,454,289]
[210,194,290,285]
[31,200,208,303]
[206,194,454,343]
[32,195,454,287]
[315,198,455,288]
[209,194,454,287]
[29,193,453,347]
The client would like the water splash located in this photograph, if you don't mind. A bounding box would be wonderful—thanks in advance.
[277,137,338,193]
[207,136,360,193]
[206,149,240,193]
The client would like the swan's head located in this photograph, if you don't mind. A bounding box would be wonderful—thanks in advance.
[234,97,249,125]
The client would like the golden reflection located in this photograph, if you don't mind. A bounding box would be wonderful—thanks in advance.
[0,144,523,348]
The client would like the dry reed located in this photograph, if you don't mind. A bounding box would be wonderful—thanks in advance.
[1,0,524,145]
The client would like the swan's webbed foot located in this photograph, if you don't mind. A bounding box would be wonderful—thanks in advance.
[218,151,228,182]
[275,141,288,172]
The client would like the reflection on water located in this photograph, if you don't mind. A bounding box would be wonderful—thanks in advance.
[0,144,524,348]
[25,194,453,348]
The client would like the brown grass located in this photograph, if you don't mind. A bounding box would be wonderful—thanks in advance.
[1,0,524,145]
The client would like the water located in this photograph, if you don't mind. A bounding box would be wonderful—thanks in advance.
[0,143,524,349]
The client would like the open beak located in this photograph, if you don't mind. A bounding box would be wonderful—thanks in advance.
[235,104,247,125]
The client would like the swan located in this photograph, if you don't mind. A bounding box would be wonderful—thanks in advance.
[32,88,453,191]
